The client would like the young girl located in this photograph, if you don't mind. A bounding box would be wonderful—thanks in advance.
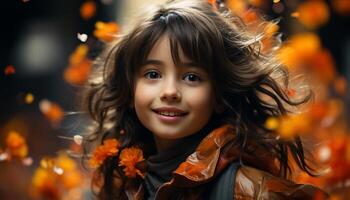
[83,0,328,199]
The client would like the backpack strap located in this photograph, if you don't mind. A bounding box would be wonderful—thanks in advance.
[209,162,240,200]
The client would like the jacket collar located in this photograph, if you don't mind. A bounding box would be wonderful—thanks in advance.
[161,124,280,188]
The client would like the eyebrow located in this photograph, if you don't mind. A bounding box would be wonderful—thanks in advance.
[142,59,198,68]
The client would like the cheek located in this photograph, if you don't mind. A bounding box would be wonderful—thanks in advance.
[134,81,157,109]
[187,86,215,112]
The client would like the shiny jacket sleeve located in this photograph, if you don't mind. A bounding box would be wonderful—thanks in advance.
[234,166,328,200]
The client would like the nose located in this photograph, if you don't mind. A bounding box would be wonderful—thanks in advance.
[160,78,181,102]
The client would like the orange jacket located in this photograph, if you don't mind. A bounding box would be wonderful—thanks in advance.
[124,125,328,199]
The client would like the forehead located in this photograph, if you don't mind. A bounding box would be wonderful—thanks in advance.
[146,34,192,65]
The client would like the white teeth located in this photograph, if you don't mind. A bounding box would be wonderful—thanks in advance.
[159,111,183,116]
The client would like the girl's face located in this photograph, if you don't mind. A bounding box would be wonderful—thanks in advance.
[134,34,215,145]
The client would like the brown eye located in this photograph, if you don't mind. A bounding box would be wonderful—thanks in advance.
[183,73,201,82]
[144,71,161,79]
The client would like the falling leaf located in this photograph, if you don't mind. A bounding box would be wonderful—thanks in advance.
[0,152,9,161]
[25,93,34,104]
[80,1,96,20]
[6,131,28,159]
[309,49,336,84]
[264,117,279,130]
[4,65,15,75]
[208,0,216,6]
[247,0,265,7]
[333,76,347,96]
[39,99,64,125]
[331,0,350,16]
[69,44,89,65]
[93,21,119,42]
[22,157,34,166]
[296,0,330,29]
[53,166,64,175]
[77,33,88,42]
[226,0,247,15]
[318,146,331,162]
[73,135,83,145]
[64,58,92,85]
[291,12,300,18]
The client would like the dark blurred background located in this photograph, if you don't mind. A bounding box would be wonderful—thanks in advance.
[0,0,349,199]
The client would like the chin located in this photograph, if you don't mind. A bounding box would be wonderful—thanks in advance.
[153,130,189,140]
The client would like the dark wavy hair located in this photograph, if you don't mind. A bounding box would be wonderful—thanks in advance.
[82,0,314,199]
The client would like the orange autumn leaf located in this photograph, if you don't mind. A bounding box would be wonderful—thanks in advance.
[208,0,216,6]
[260,22,279,53]
[64,44,92,85]
[296,0,330,29]
[226,0,248,15]
[308,49,336,84]
[89,139,121,168]
[264,117,279,130]
[6,131,28,158]
[64,58,92,85]
[93,21,119,42]
[331,0,350,16]
[69,44,89,65]
[324,135,350,183]
[290,33,322,59]
[241,9,260,25]
[80,1,96,20]
[31,168,60,200]
[39,100,64,125]
[4,65,15,75]
[333,76,347,96]
[276,114,312,138]
[247,0,265,7]
[119,147,145,178]
[25,93,34,104]
[277,33,321,69]
[56,154,82,189]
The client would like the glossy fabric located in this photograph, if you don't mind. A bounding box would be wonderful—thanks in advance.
[123,125,328,200]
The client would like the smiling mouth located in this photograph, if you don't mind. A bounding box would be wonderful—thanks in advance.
[153,110,188,117]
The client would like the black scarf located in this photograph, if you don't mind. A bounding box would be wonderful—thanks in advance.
[143,132,206,200]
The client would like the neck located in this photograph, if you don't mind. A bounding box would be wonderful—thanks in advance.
[153,135,187,153]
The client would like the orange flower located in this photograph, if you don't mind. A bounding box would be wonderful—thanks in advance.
[119,147,145,178]
[93,21,119,42]
[80,1,96,20]
[296,0,330,29]
[89,139,121,168]
[6,131,28,158]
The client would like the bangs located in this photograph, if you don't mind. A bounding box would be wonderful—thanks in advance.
[166,13,215,73]
[128,11,217,75]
